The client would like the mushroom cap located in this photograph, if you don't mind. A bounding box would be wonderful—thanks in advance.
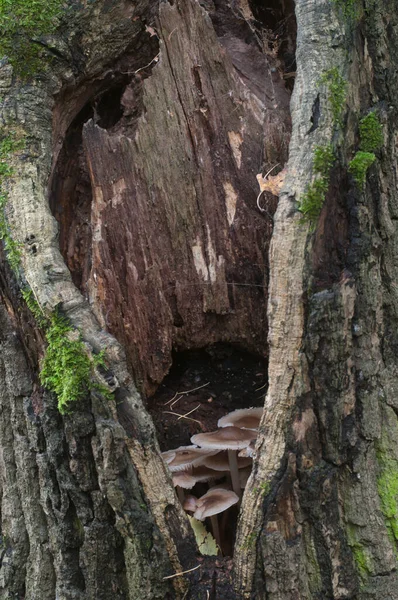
[161,450,176,465]
[183,495,198,512]
[202,450,252,471]
[238,440,256,458]
[217,407,263,430]
[191,465,229,482]
[172,471,198,489]
[191,427,256,450]
[193,488,239,520]
[162,445,219,472]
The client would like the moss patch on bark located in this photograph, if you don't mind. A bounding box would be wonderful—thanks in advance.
[299,145,335,223]
[320,67,347,126]
[0,131,25,272]
[359,112,383,152]
[346,524,371,582]
[376,450,398,543]
[348,151,376,185]
[23,289,112,413]
[0,0,64,76]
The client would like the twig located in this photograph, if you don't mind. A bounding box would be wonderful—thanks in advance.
[178,382,210,395]
[163,411,203,426]
[164,391,179,406]
[120,53,160,76]
[162,564,200,580]
[164,382,210,405]
[262,163,280,180]
[256,190,274,221]
[255,382,267,391]
[170,395,183,410]
[177,404,201,421]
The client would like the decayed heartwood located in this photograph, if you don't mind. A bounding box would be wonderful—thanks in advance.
[1,0,398,598]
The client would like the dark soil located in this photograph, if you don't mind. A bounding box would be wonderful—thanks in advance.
[146,343,267,452]
[186,556,236,600]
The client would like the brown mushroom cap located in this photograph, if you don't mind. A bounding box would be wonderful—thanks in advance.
[162,445,219,472]
[191,465,229,482]
[217,407,263,430]
[183,495,198,512]
[193,488,239,520]
[191,427,256,450]
[161,450,176,465]
[172,471,198,489]
[202,450,252,471]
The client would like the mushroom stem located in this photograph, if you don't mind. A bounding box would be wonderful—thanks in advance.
[210,515,222,556]
[228,449,242,500]
[176,486,185,504]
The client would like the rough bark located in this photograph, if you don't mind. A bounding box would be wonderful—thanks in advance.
[236,0,398,598]
[2,0,398,599]
[0,0,290,597]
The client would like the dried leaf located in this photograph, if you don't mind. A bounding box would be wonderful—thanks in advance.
[188,516,218,556]
[256,168,287,197]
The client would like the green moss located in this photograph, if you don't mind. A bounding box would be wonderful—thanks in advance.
[352,545,370,581]
[21,288,48,328]
[39,311,93,414]
[348,151,376,185]
[299,145,335,223]
[320,68,347,126]
[0,0,64,76]
[22,290,112,413]
[313,145,335,177]
[359,112,383,152]
[298,69,345,225]
[331,0,360,19]
[376,452,398,543]
[259,481,271,496]
[0,131,25,272]
[242,531,257,549]
[346,524,370,582]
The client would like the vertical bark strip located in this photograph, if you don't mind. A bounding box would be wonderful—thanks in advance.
[236,0,398,598]
[235,0,345,595]
[1,2,197,597]
[0,0,290,596]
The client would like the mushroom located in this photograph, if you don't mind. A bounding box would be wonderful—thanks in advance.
[190,464,229,482]
[161,449,176,465]
[162,445,218,472]
[194,487,239,550]
[191,427,256,499]
[202,451,252,472]
[183,495,199,513]
[172,464,225,503]
[172,470,198,503]
[238,440,256,458]
[217,407,263,431]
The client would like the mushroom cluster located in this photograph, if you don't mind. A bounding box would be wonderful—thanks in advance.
[161,407,262,552]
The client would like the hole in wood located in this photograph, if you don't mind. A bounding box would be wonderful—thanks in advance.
[148,343,266,556]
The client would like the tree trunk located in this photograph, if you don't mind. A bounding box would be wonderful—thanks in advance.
[1,0,398,599]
